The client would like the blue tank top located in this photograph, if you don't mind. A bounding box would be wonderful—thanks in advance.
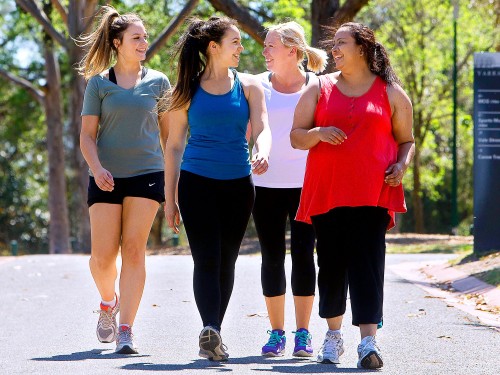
[182,70,251,180]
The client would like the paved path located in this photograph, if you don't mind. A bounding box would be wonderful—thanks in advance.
[0,254,498,374]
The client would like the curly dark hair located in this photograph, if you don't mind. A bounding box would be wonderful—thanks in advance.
[324,22,401,86]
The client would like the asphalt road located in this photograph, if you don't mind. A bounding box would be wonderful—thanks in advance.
[0,253,498,375]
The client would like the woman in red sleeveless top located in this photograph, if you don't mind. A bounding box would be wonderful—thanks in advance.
[290,23,415,369]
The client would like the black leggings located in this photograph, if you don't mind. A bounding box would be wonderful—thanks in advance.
[178,170,255,330]
[253,187,316,297]
[311,206,390,326]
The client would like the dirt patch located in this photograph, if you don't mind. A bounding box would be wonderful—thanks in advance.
[385,234,473,246]
[148,233,475,256]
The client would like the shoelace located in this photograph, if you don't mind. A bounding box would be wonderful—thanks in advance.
[292,330,311,346]
[322,334,342,355]
[95,308,115,329]
[118,328,133,344]
[265,330,283,347]
[358,336,379,353]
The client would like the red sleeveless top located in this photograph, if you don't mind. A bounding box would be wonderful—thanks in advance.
[296,75,406,229]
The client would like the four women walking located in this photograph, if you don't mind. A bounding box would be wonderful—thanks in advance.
[78,6,413,369]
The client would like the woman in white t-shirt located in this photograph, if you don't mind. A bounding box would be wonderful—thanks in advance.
[249,22,327,358]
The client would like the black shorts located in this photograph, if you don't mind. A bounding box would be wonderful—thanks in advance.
[87,171,165,207]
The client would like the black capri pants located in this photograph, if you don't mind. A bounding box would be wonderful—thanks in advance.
[178,170,255,330]
[253,187,316,297]
[311,206,390,326]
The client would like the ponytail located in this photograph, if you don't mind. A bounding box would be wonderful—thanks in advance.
[76,6,142,80]
[168,16,237,111]
[304,45,328,74]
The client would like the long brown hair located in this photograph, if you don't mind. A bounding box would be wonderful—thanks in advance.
[168,16,237,111]
[326,22,401,85]
[76,6,143,80]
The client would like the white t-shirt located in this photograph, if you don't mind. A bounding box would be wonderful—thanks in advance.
[252,72,309,188]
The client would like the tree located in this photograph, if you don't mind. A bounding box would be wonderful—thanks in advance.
[1,0,70,253]
[357,0,497,232]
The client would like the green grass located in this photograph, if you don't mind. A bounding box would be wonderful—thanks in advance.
[473,269,500,288]
[387,243,472,254]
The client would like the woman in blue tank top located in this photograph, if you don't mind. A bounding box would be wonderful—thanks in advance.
[164,16,271,362]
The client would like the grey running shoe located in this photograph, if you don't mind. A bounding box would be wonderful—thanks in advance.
[115,326,138,354]
[317,330,344,364]
[198,326,229,361]
[96,297,119,343]
[357,335,383,369]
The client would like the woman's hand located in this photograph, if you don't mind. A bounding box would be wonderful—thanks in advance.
[251,152,269,175]
[164,201,181,234]
[317,126,347,145]
[385,162,406,186]
[93,167,115,191]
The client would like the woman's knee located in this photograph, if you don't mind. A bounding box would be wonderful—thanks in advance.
[89,251,117,271]
[120,242,146,267]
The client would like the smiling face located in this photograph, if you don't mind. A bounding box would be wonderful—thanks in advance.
[114,21,148,62]
[331,27,363,71]
[209,25,244,68]
[262,30,295,73]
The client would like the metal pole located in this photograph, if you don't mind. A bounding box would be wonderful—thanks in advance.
[451,1,459,234]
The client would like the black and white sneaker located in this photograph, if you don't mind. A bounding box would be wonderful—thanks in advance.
[198,326,229,361]
[357,335,383,369]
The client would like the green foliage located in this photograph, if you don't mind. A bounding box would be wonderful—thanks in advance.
[357,0,497,232]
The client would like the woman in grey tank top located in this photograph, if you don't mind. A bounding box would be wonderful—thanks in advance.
[79,6,170,355]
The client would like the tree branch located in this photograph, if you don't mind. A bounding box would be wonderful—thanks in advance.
[16,0,68,49]
[50,0,68,26]
[208,0,265,45]
[333,0,370,25]
[0,68,45,105]
[146,0,199,61]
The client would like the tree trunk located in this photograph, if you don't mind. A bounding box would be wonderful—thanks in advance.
[311,0,338,47]
[67,0,98,253]
[43,36,71,254]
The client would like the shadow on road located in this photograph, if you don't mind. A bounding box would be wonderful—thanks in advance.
[31,349,151,361]
[120,357,372,373]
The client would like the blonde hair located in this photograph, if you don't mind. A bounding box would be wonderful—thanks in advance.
[268,21,328,74]
[76,6,143,80]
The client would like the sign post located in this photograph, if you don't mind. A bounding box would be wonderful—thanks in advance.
[473,52,500,254]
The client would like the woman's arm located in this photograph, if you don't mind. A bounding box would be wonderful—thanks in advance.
[385,84,415,186]
[164,108,189,233]
[80,115,114,191]
[290,77,346,150]
[240,73,271,175]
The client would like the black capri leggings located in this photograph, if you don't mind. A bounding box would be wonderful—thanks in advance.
[178,170,255,330]
[311,206,390,326]
[253,187,316,297]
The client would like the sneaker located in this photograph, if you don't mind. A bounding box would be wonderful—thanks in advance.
[357,335,383,369]
[317,330,344,364]
[261,329,286,357]
[292,328,313,357]
[115,325,138,354]
[96,294,119,343]
[198,326,229,361]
